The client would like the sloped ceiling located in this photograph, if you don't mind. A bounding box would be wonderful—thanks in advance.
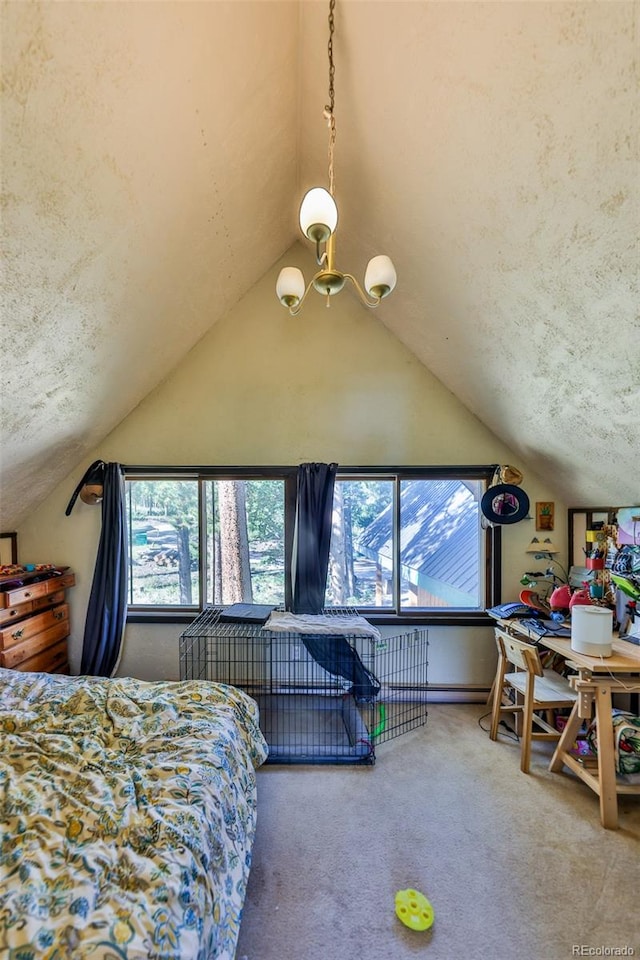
[1,0,638,530]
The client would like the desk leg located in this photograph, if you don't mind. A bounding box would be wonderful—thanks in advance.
[594,684,618,830]
[549,700,583,773]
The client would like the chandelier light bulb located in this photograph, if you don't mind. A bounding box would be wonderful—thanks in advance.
[364,255,397,300]
[299,187,338,243]
[276,267,306,308]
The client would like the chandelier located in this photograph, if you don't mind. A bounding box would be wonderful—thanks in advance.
[276,0,397,316]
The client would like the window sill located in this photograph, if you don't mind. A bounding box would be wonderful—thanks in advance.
[126,609,495,628]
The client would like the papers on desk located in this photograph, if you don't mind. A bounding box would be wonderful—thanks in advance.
[518,618,571,639]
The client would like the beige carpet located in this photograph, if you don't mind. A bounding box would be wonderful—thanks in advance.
[235,703,640,960]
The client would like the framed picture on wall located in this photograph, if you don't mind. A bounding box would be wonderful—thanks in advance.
[616,507,640,545]
[535,502,554,531]
[0,532,18,565]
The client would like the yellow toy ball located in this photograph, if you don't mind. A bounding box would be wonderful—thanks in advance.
[395,888,434,931]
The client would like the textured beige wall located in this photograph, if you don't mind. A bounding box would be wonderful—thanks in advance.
[3,0,636,536]
[17,248,566,684]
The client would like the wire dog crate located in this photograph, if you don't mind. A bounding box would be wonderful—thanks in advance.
[180,606,429,765]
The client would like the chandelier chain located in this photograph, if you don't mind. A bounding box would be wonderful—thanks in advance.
[324,0,337,197]
[275,0,396,314]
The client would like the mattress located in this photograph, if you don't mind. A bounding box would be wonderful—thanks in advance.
[0,667,268,959]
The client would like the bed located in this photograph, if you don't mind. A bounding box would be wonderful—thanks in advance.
[0,667,268,959]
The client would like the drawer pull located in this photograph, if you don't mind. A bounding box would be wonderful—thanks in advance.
[23,592,31,599]
[53,610,65,621]
[11,628,24,640]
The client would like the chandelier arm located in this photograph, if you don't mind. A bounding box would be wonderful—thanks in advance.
[287,277,317,317]
[315,241,328,268]
[342,273,382,308]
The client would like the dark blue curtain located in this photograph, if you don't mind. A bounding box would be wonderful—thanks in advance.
[80,462,128,676]
[290,462,380,701]
[291,462,338,614]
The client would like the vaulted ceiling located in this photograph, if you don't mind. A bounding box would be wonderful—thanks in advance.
[1,1,638,530]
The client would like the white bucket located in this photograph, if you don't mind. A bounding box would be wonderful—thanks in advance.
[571,606,613,657]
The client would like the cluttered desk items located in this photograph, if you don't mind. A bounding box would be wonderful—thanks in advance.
[493,617,640,829]
[489,510,640,827]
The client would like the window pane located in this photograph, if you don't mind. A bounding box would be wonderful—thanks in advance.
[326,479,394,608]
[204,479,285,606]
[399,479,482,610]
[127,480,200,606]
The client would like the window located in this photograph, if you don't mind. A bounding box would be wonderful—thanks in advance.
[326,476,485,612]
[126,474,288,611]
[125,466,498,622]
[202,478,286,606]
[127,478,201,607]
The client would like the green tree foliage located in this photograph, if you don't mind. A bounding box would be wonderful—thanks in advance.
[128,479,286,606]
[129,480,198,525]
[245,480,284,542]
[342,480,391,537]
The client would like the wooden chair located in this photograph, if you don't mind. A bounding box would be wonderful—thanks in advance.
[489,628,578,773]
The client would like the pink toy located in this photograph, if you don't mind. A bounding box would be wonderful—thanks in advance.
[549,584,572,610]
[569,587,592,609]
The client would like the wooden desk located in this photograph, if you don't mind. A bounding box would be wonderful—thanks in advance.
[495,619,640,829]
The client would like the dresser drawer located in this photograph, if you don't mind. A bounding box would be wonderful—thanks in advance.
[32,590,67,612]
[0,604,69,650]
[12,638,68,674]
[1,573,75,609]
[0,600,35,625]
[0,590,66,626]
[0,621,70,669]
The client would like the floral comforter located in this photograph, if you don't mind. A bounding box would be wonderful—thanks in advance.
[0,668,268,959]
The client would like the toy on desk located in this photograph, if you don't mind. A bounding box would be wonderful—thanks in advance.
[395,888,434,931]
[518,589,551,615]
[549,583,572,611]
[611,574,640,602]
[569,586,592,609]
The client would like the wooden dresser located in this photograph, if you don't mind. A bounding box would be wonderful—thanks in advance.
[0,571,75,673]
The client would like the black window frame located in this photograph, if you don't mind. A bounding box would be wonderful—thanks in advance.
[124,464,501,626]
